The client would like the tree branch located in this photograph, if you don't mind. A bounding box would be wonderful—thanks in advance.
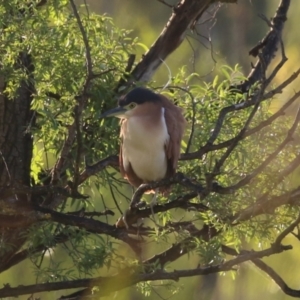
[127,0,224,83]
[0,231,70,273]
[51,0,95,187]
[234,187,300,222]
[0,239,290,299]
[237,0,290,92]
[252,259,300,298]
[224,106,300,192]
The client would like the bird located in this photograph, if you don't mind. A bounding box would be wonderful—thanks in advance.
[100,87,186,194]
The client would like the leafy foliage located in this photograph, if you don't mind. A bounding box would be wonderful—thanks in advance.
[1,1,300,300]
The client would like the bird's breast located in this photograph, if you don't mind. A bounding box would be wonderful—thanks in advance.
[121,108,169,182]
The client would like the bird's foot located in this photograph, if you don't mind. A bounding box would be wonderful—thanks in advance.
[150,192,162,230]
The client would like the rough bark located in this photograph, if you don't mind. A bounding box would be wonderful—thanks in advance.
[0,52,35,269]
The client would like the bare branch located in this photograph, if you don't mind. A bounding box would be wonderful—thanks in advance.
[252,259,300,298]
[264,38,287,87]
[237,0,290,92]
[69,0,93,87]
[263,68,300,99]
[129,0,222,83]
[223,243,300,298]
[66,209,115,217]
[157,0,173,9]
[78,155,119,185]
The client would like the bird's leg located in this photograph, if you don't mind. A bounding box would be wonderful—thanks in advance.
[121,209,130,229]
[119,186,136,229]
[150,189,159,227]
[150,190,157,215]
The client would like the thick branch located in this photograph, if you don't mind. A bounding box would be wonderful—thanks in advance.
[78,155,119,184]
[0,240,289,299]
[237,0,290,92]
[128,0,228,83]
[252,259,300,298]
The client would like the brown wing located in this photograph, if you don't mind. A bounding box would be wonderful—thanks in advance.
[160,95,187,177]
[119,120,143,188]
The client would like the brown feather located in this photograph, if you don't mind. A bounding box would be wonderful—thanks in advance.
[160,95,187,177]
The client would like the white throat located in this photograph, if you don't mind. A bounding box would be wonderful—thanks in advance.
[122,107,169,182]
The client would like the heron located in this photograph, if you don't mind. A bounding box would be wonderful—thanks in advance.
[100,87,186,224]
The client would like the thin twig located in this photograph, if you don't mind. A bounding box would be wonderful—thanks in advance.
[69,0,93,87]
[225,106,300,192]
[275,211,300,245]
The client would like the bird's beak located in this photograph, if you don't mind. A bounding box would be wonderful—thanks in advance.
[99,106,127,119]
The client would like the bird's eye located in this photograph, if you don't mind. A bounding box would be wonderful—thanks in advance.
[128,103,136,109]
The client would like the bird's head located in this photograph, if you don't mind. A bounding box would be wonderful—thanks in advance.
[99,87,161,119]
